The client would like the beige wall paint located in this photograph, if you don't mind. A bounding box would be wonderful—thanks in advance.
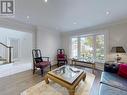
[108,23,127,62]
[37,27,61,65]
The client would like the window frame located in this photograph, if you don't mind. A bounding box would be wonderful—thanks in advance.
[71,33,107,63]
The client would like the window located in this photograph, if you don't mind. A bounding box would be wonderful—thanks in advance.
[71,38,78,58]
[80,36,94,62]
[95,35,105,62]
[71,34,105,63]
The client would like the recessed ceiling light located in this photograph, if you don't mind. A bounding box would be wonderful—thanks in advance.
[106,11,110,15]
[26,16,30,19]
[73,22,77,25]
[45,0,48,3]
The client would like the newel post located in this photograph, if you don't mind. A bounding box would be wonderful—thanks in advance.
[9,46,13,63]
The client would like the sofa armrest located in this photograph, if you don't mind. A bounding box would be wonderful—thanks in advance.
[104,63,119,73]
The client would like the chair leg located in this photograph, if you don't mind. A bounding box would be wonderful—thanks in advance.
[41,69,43,75]
[57,61,59,67]
[33,69,35,74]
[66,60,68,64]
[50,64,51,71]
[64,61,66,65]
[33,65,35,74]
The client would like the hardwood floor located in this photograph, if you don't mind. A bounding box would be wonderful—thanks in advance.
[90,69,102,95]
[76,66,102,95]
[0,65,102,95]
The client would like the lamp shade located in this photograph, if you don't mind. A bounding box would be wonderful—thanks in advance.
[111,46,126,53]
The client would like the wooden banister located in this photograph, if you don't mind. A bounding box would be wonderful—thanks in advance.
[0,42,13,63]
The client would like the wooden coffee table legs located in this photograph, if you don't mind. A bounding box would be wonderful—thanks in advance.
[45,73,86,95]
[68,74,86,95]
[45,75,75,95]
[92,63,95,74]
[45,75,49,84]
[68,89,75,95]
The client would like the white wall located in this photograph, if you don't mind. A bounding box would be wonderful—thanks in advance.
[0,18,37,63]
[108,23,127,62]
[37,27,61,65]
[0,18,37,49]
[0,19,62,66]
[0,28,33,63]
[61,22,127,69]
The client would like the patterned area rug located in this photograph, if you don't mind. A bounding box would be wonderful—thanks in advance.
[21,73,95,95]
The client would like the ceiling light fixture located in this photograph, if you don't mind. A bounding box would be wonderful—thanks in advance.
[106,11,110,15]
[26,16,30,19]
[73,22,77,25]
[45,0,48,3]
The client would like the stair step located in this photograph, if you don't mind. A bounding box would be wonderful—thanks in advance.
[0,58,7,61]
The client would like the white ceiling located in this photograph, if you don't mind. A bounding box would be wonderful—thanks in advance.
[14,0,127,32]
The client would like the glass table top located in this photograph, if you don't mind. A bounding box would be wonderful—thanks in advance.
[48,65,84,84]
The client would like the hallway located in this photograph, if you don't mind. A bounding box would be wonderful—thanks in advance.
[0,62,32,78]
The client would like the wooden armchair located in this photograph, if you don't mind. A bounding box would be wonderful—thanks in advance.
[57,49,68,67]
[32,49,51,75]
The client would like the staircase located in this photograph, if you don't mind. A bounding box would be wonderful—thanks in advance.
[0,42,13,65]
[0,56,7,65]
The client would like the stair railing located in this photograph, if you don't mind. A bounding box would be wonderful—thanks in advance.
[0,42,13,63]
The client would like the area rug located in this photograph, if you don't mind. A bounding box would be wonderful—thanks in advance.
[21,73,95,95]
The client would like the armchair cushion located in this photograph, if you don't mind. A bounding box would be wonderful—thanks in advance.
[57,54,65,58]
[118,64,127,78]
[35,61,50,68]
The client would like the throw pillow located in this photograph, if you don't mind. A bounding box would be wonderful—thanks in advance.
[118,63,127,78]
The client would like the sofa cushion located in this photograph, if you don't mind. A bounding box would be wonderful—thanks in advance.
[118,64,127,78]
[104,63,119,73]
[99,84,127,95]
[100,72,127,91]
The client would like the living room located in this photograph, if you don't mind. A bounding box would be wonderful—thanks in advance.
[0,0,127,95]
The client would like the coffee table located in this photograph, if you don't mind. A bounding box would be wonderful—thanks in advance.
[45,65,86,95]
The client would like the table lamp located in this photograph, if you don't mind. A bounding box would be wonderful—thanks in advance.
[111,46,126,62]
